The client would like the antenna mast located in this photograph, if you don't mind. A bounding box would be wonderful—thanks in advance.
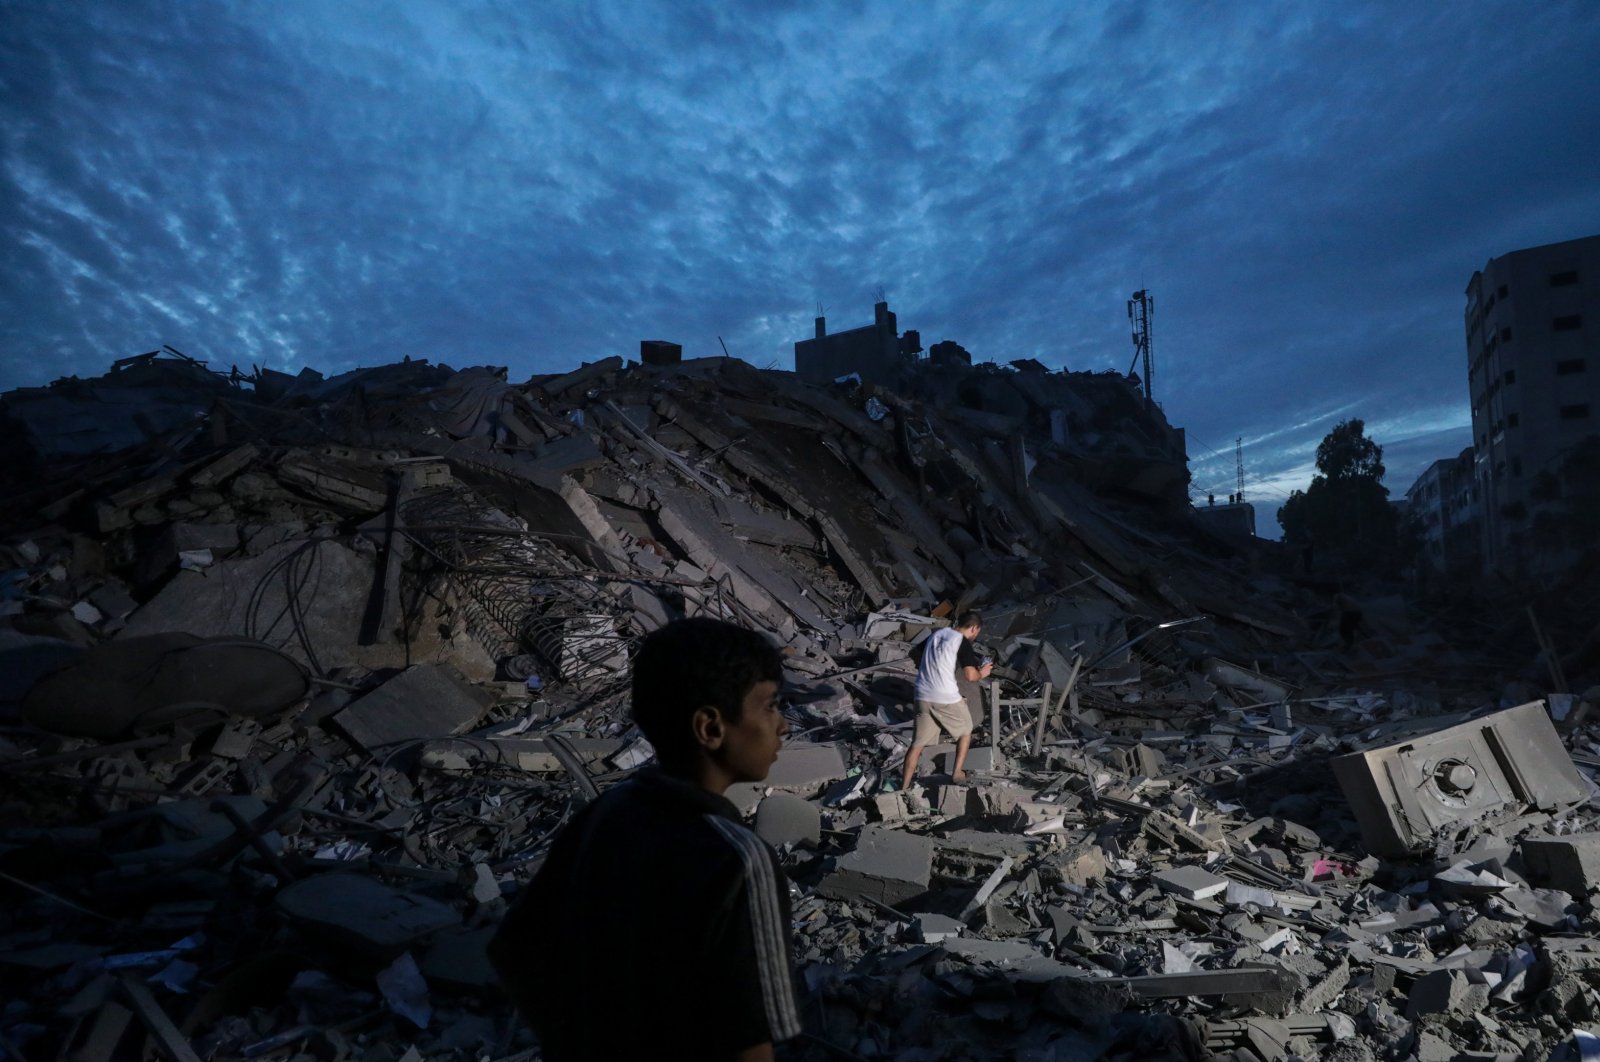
[1126,289,1154,409]
[1235,437,1245,503]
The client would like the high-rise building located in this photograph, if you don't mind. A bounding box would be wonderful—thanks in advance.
[1466,234,1600,572]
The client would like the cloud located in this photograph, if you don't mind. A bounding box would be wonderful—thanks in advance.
[2,0,1597,519]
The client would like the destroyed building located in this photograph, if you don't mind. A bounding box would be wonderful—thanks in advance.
[4,346,1600,1061]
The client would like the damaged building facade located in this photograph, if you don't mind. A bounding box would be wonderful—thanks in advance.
[3,344,1600,1061]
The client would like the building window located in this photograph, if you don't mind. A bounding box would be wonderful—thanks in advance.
[1560,403,1591,420]
[1504,369,1516,384]
[1554,314,1583,332]
[1550,270,1579,287]
[1557,358,1587,375]
[1507,412,1519,428]
[1512,457,1522,477]
[1501,327,1513,342]
[1498,284,1509,298]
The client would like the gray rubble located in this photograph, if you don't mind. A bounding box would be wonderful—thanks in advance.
[2,347,1600,1060]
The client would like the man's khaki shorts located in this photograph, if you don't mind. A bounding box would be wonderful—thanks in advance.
[913,698,973,746]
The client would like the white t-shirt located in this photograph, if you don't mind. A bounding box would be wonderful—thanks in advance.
[915,627,972,704]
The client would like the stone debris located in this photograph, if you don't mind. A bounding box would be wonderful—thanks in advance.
[3,347,1600,1060]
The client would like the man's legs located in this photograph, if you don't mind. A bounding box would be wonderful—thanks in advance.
[951,732,972,782]
[901,743,926,791]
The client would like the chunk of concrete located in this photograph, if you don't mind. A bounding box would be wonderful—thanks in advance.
[119,539,372,670]
[816,826,933,906]
[333,664,495,752]
[1521,833,1600,896]
[1152,864,1229,900]
[727,743,848,811]
[1331,701,1587,857]
[1046,841,1108,887]
[276,874,462,958]
[913,912,964,944]
[935,784,975,818]
[754,793,821,847]
[1405,968,1489,1021]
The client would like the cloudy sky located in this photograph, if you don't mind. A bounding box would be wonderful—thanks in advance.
[4,2,1598,531]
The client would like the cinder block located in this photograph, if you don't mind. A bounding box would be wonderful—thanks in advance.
[1331,702,1586,857]
[1521,833,1600,896]
[816,825,933,906]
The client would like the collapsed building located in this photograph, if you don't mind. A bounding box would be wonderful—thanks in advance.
[3,346,1600,1061]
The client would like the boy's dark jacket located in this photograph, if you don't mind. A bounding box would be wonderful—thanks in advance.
[489,769,801,1058]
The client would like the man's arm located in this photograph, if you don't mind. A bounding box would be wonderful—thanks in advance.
[956,640,992,683]
[734,1044,775,1062]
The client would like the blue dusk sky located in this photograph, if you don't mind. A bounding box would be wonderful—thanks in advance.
[4,2,1598,532]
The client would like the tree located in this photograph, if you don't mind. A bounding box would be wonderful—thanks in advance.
[1278,419,1402,570]
[1315,418,1385,481]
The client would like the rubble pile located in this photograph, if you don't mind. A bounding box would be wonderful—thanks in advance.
[4,348,1600,1060]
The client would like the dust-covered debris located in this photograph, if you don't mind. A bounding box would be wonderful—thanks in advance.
[4,347,1600,1060]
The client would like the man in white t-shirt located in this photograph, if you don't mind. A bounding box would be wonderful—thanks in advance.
[901,612,993,789]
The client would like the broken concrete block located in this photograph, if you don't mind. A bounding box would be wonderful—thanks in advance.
[754,793,821,847]
[913,912,964,944]
[276,874,462,958]
[333,664,495,752]
[1331,701,1587,857]
[935,784,975,818]
[1520,833,1600,896]
[1152,864,1229,900]
[816,826,932,906]
[1046,841,1108,887]
[871,791,909,822]
[727,743,848,811]
[1405,968,1489,1021]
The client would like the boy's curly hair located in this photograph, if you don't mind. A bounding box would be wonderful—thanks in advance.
[631,617,783,768]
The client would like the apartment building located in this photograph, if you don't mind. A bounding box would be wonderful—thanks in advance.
[1466,234,1600,571]
[1404,448,1478,575]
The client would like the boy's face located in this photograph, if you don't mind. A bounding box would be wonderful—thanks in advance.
[714,679,787,784]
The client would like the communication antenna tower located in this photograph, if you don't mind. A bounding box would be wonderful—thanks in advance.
[1126,289,1154,408]
[1235,437,1245,503]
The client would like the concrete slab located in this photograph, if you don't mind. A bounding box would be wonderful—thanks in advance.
[726,743,848,812]
[754,793,821,847]
[912,912,965,943]
[816,826,933,906]
[276,874,462,958]
[333,665,495,752]
[119,539,372,670]
[1153,864,1229,900]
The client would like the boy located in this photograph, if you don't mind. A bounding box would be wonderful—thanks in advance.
[489,617,802,1060]
[901,611,993,790]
